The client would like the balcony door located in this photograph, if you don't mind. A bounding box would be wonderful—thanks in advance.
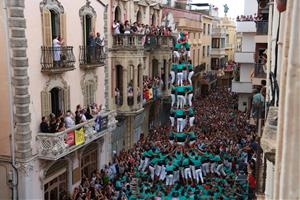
[81,144,98,178]
[50,87,64,116]
[152,59,159,79]
[83,14,92,47]
[50,10,60,39]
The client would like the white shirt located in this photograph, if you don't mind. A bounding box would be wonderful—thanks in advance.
[113,22,120,34]
[64,116,75,128]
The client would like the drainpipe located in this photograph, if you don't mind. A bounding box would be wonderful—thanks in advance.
[266,1,274,118]
[3,0,18,199]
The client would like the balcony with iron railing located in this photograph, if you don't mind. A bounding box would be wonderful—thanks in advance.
[251,63,266,85]
[144,35,174,50]
[112,34,174,51]
[79,46,105,69]
[36,111,117,160]
[112,34,144,50]
[41,46,75,74]
[256,20,268,35]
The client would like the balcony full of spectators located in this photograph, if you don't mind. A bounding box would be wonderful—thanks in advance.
[37,104,117,160]
[111,20,174,50]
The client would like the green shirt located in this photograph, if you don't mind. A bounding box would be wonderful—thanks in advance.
[177,64,184,70]
[166,164,174,172]
[185,85,193,93]
[188,108,194,116]
[175,109,184,117]
[176,86,185,93]
[171,64,177,71]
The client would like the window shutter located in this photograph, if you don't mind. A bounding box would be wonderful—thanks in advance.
[60,13,67,44]
[41,91,52,117]
[91,16,96,34]
[64,86,70,113]
[83,16,87,46]
[42,8,52,47]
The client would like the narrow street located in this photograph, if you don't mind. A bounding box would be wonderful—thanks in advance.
[82,87,259,199]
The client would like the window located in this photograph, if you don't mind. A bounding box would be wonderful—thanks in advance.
[212,38,220,48]
[42,7,66,47]
[84,81,96,107]
[203,23,206,35]
[211,58,219,70]
[41,82,70,118]
[221,38,225,48]
[208,24,211,35]
[202,46,206,57]
[207,45,210,56]
[81,147,98,178]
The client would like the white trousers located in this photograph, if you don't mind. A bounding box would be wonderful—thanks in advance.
[159,166,166,181]
[149,165,155,180]
[170,71,175,84]
[187,93,193,107]
[202,163,210,176]
[173,170,180,184]
[216,164,226,176]
[138,159,144,171]
[166,174,174,186]
[191,165,196,179]
[177,95,186,108]
[170,116,175,127]
[184,167,192,179]
[195,168,204,184]
[142,157,150,172]
[155,165,162,177]
[188,71,194,85]
[210,162,217,174]
[177,72,183,86]
[177,118,184,132]
[171,94,176,107]
[189,116,195,127]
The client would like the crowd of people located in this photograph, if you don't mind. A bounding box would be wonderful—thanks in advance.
[70,87,259,200]
[236,14,264,22]
[40,103,102,133]
[113,20,172,36]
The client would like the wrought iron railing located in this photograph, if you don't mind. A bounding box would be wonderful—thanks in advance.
[256,20,268,35]
[79,45,105,65]
[41,46,75,71]
[36,111,117,160]
[112,34,144,48]
[254,63,266,78]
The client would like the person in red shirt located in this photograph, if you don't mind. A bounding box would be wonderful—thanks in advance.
[248,172,256,200]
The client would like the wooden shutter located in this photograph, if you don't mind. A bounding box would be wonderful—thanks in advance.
[41,91,52,117]
[60,13,67,45]
[64,86,70,113]
[91,16,96,34]
[42,8,52,47]
[83,16,87,46]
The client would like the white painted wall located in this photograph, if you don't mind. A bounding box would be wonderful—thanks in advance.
[265,159,275,199]
[238,93,251,112]
[240,63,253,82]
[244,0,258,16]
[242,34,256,52]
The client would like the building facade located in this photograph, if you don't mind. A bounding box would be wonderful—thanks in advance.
[0,0,117,199]
[232,0,258,112]
[220,17,236,62]
[108,0,173,152]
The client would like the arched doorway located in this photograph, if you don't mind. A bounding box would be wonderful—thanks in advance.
[44,160,68,200]
[50,87,64,116]
[115,65,123,105]
[137,10,142,24]
[81,143,98,178]
[152,59,159,79]
[151,13,156,26]
[114,6,121,22]
[50,10,60,39]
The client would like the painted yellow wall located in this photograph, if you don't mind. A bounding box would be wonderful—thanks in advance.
[201,15,213,70]
[221,17,236,61]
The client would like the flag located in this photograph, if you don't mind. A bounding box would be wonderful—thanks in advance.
[66,131,75,145]
[75,128,85,145]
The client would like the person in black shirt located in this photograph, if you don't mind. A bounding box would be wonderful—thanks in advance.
[40,116,49,133]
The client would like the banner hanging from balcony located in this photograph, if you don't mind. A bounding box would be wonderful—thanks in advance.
[66,131,75,145]
[75,128,85,145]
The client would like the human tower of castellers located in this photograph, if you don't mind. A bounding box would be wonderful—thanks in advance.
[137,32,236,198]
